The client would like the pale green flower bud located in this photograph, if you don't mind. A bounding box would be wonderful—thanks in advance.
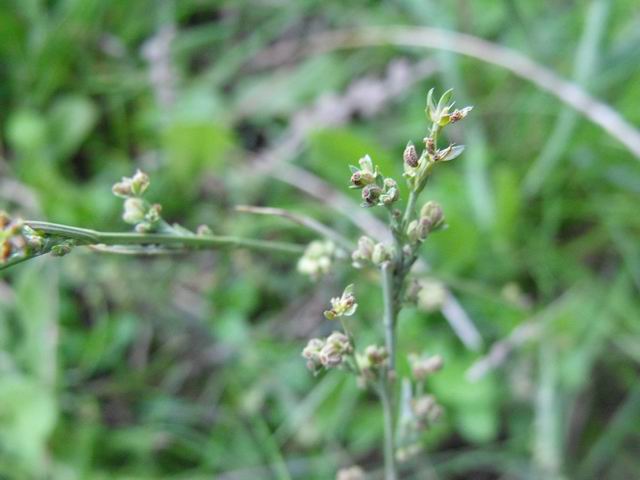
[122,197,146,224]
[112,179,133,198]
[130,169,150,196]
[406,220,419,244]
[416,217,432,241]
[146,203,162,223]
[371,242,392,266]
[419,201,444,230]
[50,241,74,257]
[351,236,375,267]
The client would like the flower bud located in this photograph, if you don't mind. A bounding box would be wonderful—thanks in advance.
[425,137,435,156]
[302,338,325,373]
[420,201,444,231]
[403,142,419,167]
[351,236,375,268]
[112,179,132,198]
[146,203,162,223]
[26,234,44,252]
[364,345,388,366]
[380,187,398,206]
[406,220,419,244]
[122,197,146,224]
[384,178,397,189]
[416,217,432,241]
[130,169,150,196]
[350,170,376,189]
[371,242,392,266]
[319,331,352,368]
[361,184,382,207]
[412,394,442,426]
[50,241,74,257]
[409,353,444,380]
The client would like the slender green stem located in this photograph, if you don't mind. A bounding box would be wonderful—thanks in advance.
[25,221,305,255]
[378,380,398,480]
[379,261,399,480]
[381,262,397,373]
[401,190,418,229]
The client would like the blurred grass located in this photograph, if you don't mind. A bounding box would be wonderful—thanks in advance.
[1,0,640,478]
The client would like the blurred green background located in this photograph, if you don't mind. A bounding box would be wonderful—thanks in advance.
[1,0,640,479]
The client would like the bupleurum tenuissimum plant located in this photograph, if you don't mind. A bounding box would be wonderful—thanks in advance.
[0,88,471,480]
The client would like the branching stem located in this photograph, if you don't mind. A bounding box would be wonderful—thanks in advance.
[25,221,305,255]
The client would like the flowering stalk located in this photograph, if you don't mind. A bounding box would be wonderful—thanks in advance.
[303,88,471,478]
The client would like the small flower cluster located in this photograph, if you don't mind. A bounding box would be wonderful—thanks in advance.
[407,353,444,429]
[404,89,471,192]
[411,394,443,429]
[302,331,353,375]
[112,170,163,233]
[297,240,336,279]
[349,155,399,208]
[409,353,444,380]
[324,284,358,320]
[396,353,445,461]
[351,236,393,268]
[0,212,44,264]
[406,201,445,244]
[355,344,389,387]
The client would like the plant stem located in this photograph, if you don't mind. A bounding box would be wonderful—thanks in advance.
[379,380,398,480]
[25,221,305,255]
[381,261,397,373]
[380,261,399,480]
[401,190,418,229]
